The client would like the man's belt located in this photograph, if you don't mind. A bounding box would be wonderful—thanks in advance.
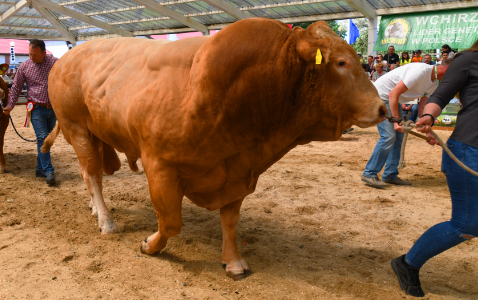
[34,103,52,109]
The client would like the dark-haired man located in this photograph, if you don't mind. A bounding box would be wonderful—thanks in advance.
[2,39,58,185]
[383,46,400,67]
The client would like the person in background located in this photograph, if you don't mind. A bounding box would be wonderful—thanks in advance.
[366,55,375,75]
[384,45,400,67]
[389,64,397,71]
[377,53,384,62]
[441,44,455,58]
[372,62,387,82]
[391,42,476,298]
[361,63,371,80]
[6,69,14,78]
[412,50,423,62]
[436,52,449,65]
[424,54,435,65]
[382,61,389,72]
[401,52,411,65]
[2,39,58,185]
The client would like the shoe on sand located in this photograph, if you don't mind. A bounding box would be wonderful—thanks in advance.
[46,173,56,185]
[384,177,411,185]
[391,254,425,297]
[36,170,47,178]
[361,175,386,188]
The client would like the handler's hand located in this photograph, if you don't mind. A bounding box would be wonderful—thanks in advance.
[394,123,404,132]
[415,115,433,133]
[426,132,438,146]
[2,106,11,115]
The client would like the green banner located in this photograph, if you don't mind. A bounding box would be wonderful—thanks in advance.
[374,8,478,51]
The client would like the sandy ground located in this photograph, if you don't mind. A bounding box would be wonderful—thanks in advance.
[1,108,477,300]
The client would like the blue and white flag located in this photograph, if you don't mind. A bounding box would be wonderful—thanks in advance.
[348,19,360,44]
[167,34,178,41]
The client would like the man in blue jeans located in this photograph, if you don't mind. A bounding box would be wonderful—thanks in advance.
[362,60,452,188]
[3,39,59,185]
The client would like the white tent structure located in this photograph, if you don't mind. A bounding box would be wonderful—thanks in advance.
[0,0,477,54]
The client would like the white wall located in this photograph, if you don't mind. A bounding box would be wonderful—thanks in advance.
[45,41,69,58]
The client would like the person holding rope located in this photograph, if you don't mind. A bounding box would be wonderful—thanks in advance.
[391,42,478,297]
[362,57,453,188]
[2,39,58,185]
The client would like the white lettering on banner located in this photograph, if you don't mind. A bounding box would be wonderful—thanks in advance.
[442,14,451,24]
[458,14,468,23]
[417,16,429,25]
[430,15,439,25]
[453,14,456,23]
[471,13,478,22]
[412,39,420,44]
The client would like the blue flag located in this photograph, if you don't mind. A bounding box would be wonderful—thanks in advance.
[348,19,360,44]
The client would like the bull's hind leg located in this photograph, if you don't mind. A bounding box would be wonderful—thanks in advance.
[220,199,251,280]
[140,160,184,254]
[70,131,117,234]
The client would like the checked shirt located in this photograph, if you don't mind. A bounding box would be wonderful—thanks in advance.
[7,54,59,108]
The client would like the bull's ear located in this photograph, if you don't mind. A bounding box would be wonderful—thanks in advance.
[0,63,9,75]
[296,35,331,65]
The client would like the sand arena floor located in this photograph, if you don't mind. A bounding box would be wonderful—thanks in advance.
[1,108,477,299]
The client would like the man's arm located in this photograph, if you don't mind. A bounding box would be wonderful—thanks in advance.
[388,80,409,132]
[417,96,428,117]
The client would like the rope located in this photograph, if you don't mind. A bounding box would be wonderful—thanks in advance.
[399,120,478,177]
[0,100,37,143]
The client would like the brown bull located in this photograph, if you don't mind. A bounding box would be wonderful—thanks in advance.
[42,18,387,279]
[0,64,11,173]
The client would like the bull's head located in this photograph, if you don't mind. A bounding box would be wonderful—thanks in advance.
[293,21,387,140]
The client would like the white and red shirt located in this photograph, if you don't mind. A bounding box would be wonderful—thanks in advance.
[7,54,58,108]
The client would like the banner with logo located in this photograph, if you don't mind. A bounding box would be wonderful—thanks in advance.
[374,8,478,51]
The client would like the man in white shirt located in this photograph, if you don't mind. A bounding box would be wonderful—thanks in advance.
[362,60,452,188]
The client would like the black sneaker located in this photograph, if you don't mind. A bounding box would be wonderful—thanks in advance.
[46,173,56,185]
[361,175,387,188]
[391,255,425,297]
[36,170,47,178]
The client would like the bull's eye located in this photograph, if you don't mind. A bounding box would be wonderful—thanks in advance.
[338,61,346,66]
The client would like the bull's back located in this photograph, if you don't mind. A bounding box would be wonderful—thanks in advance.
[49,36,209,155]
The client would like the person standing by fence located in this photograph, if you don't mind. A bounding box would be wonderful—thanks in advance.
[2,39,58,185]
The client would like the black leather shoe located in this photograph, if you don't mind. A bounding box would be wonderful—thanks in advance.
[46,173,56,185]
[391,255,425,297]
[36,170,47,178]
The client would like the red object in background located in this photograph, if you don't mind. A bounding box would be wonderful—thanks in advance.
[287,24,293,29]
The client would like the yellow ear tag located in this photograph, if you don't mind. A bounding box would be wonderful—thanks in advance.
[315,48,322,65]
[2,67,5,71]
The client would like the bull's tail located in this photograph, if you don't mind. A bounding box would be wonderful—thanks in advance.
[41,123,61,153]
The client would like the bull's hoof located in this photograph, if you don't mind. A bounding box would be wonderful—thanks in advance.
[0,169,8,174]
[223,263,252,281]
[140,238,159,255]
[224,267,252,281]
[99,220,118,235]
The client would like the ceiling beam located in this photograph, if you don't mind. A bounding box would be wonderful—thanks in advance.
[33,3,76,43]
[59,0,95,5]
[14,15,46,19]
[0,33,66,40]
[132,0,207,33]
[244,0,336,10]
[202,0,249,20]
[343,0,376,19]
[376,0,478,15]
[0,1,15,5]
[0,24,54,30]
[34,0,133,37]
[0,0,28,24]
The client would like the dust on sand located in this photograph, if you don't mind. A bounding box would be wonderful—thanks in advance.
[1,108,477,299]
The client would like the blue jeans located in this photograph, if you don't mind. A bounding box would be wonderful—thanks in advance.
[406,139,478,268]
[363,100,404,181]
[409,104,418,122]
[31,105,56,175]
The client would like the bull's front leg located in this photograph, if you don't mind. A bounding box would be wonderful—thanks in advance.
[221,198,251,280]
